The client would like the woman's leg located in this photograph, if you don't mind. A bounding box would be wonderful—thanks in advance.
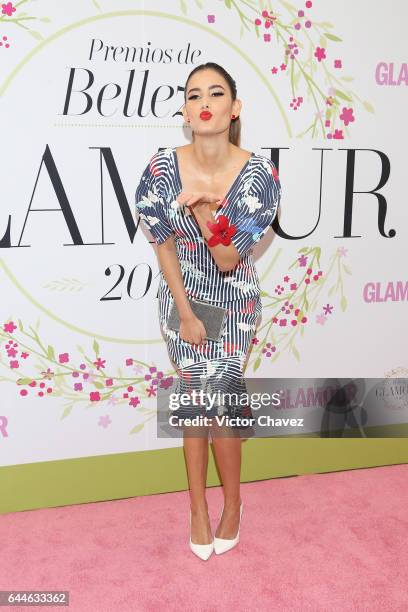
[210,425,243,539]
[183,426,213,544]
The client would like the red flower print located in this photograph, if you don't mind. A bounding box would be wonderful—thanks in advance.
[206,214,237,247]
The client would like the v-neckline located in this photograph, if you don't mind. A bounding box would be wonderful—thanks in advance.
[173,147,254,217]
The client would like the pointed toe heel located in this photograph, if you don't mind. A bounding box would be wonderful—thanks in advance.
[189,510,214,561]
[213,501,243,555]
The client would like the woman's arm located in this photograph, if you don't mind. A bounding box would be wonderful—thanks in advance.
[156,236,207,345]
[192,206,240,272]
[177,192,240,273]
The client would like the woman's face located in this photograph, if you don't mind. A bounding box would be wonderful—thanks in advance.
[183,69,241,136]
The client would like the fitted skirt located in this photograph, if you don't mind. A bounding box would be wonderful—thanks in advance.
[158,286,262,428]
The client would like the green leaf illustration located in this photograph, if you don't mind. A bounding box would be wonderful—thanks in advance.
[180,0,187,14]
[291,345,300,361]
[61,405,73,420]
[130,422,145,434]
[342,264,352,275]
[93,339,100,356]
[340,295,348,311]
[47,345,55,361]
[16,377,33,385]
[280,0,297,10]
[324,33,342,42]
[335,89,353,102]
[253,356,261,371]
[28,30,44,41]
[363,100,375,114]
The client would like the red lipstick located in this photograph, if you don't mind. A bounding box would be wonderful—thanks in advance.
[200,111,212,120]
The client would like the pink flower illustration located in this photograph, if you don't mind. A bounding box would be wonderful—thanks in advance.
[59,352,69,364]
[160,376,174,390]
[1,2,16,17]
[3,321,17,333]
[93,357,106,370]
[98,415,111,428]
[90,391,101,401]
[314,47,326,62]
[339,107,355,126]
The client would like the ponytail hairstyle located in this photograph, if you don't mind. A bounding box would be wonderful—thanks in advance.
[183,62,241,147]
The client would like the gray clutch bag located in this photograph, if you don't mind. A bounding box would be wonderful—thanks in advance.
[167,298,227,342]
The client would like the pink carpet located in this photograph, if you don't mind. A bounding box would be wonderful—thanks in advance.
[1,464,407,612]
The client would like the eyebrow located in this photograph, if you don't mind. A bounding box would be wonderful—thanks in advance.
[187,84,225,95]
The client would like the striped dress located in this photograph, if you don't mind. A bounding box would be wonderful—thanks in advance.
[135,146,281,426]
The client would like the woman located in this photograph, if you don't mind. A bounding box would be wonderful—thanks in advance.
[135,62,281,560]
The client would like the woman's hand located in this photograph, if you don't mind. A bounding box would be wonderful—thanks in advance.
[177,191,223,216]
[179,313,207,345]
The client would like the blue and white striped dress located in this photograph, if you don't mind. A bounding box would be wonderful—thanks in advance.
[135,146,281,424]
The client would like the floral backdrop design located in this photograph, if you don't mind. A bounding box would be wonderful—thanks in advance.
[0,0,356,432]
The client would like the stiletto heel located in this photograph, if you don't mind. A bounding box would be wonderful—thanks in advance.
[213,502,243,555]
[189,510,214,560]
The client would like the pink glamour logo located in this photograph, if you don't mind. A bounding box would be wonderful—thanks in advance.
[375,63,408,86]
[363,281,408,302]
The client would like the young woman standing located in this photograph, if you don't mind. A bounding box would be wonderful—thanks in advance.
[135,62,281,560]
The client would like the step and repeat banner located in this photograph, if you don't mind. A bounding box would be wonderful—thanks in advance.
[0,1,407,467]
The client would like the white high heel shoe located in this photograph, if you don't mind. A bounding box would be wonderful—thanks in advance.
[189,510,214,561]
[213,501,243,555]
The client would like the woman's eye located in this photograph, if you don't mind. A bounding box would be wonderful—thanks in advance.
[187,92,224,100]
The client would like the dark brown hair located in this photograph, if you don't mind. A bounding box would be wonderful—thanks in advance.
[183,62,241,147]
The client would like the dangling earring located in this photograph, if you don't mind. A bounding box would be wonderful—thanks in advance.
[231,114,238,119]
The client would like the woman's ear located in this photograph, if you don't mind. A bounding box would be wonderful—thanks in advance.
[232,98,243,117]
[182,105,189,125]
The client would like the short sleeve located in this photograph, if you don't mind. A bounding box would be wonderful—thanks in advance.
[135,152,173,245]
[231,159,281,257]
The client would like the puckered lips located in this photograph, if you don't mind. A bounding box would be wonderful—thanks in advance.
[199,111,212,120]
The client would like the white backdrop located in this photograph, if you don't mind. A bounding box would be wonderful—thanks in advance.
[0,0,406,466]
